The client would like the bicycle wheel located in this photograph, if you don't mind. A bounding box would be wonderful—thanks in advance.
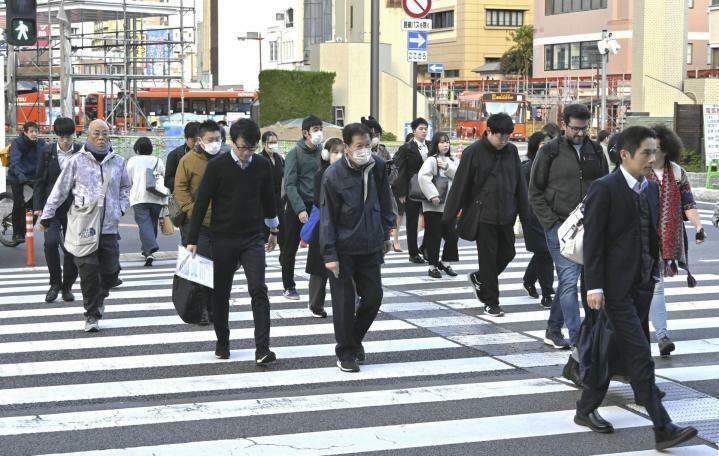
[0,192,21,247]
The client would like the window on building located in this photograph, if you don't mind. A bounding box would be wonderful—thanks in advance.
[545,0,606,14]
[427,10,454,29]
[544,41,603,70]
[269,41,278,62]
[708,44,713,65]
[545,45,553,71]
[713,48,719,69]
[570,42,581,69]
[486,9,524,27]
[386,0,402,7]
[554,43,569,70]
[350,6,353,29]
[687,43,693,65]
[276,13,285,21]
[445,69,460,77]
[286,8,294,27]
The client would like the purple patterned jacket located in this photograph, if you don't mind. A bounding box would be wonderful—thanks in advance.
[40,147,131,234]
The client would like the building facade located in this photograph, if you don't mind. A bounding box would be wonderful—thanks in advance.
[533,0,711,79]
[424,0,534,81]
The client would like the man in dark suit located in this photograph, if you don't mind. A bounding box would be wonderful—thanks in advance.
[394,117,430,263]
[576,126,697,450]
[33,117,81,303]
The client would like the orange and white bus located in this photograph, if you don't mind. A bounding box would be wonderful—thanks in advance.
[16,89,83,133]
[456,92,530,140]
[83,88,258,130]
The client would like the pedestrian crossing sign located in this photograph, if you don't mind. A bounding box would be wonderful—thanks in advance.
[9,18,37,46]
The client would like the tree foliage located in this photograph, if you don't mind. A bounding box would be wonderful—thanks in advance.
[258,70,336,127]
[500,25,534,77]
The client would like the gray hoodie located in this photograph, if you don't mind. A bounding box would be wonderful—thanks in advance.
[41,147,131,234]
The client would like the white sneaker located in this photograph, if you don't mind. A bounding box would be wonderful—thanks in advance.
[84,317,99,332]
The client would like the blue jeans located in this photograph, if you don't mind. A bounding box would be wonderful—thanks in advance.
[649,266,668,340]
[545,224,582,344]
[133,203,162,256]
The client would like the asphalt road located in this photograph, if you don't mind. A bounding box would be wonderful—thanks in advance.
[0,203,717,455]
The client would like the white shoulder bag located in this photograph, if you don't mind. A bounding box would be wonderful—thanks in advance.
[64,166,111,257]
[558,199,585,265]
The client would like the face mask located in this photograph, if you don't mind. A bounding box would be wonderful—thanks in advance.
[321,148,330,161]
[268,144,279,153]
[352,147,372,165]
[204,141,221,155]
[311,131,324,146]
[371,137,380,148]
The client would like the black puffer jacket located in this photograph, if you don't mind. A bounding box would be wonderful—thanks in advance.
[320,155,395,262]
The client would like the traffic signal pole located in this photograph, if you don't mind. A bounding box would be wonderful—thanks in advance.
[370,0,380,120]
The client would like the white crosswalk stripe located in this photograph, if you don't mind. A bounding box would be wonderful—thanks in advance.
[0,236,717,455]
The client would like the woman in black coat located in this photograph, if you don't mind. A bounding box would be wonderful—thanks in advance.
[521,131,554,308]
[306,138,344,317]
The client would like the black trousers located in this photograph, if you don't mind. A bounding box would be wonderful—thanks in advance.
[328,251,383,362]
[404,200,422,257]
[576,280,670,428]
[44,205,78,289]
[212,234,270,351]
[423,211,459,267]
[309,274,328,312]
[74,234,120,319]
[10,181,28,238]
[523,251,554,297]
[475,223,515,307]
[280,202,311,290]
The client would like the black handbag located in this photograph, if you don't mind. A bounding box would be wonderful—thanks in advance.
[172,275,209,324]
[408,158,450,202]
[167,193,186,226]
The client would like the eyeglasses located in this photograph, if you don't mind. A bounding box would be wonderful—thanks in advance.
[567,125,589,133]
[235,144,258,153]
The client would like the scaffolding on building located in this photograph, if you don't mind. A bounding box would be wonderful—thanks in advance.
[418,73,633,134]
[1,0,196,132]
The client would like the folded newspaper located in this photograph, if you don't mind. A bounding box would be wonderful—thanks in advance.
[175,245,214,289]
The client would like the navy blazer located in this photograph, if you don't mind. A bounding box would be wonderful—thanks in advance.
[582,169,660,300]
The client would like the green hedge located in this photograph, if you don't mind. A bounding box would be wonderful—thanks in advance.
[258,70,335,127]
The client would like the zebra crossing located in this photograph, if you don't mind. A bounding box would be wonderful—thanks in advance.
[0,217,718,455]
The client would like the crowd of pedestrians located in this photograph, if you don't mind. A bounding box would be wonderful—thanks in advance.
[14,100,719,451]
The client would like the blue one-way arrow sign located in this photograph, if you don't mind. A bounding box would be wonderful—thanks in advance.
[428,63,444,74]
[407,31,428,51]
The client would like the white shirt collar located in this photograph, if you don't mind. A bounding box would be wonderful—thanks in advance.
[230,149,253,168]
[619,165,647,193]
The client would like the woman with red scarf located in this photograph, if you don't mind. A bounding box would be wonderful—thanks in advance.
[647,125,706,357]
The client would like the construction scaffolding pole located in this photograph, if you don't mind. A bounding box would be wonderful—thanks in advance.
[58,0,73,118]
[47,5,54,127]
[123,0,129,133]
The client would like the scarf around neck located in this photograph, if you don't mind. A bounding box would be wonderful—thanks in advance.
[648,162,695,286]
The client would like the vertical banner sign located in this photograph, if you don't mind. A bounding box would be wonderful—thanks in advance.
[703,104,719,161]
[402,0,432,19]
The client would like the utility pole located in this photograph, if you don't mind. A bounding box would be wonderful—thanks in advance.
[370,0,379,119]
[412,63,417,120]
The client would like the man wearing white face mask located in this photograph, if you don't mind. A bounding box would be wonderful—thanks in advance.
[320,123,395,372]
[260,131,285,245]
[174,119,223,324]
[280,115,323,300]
